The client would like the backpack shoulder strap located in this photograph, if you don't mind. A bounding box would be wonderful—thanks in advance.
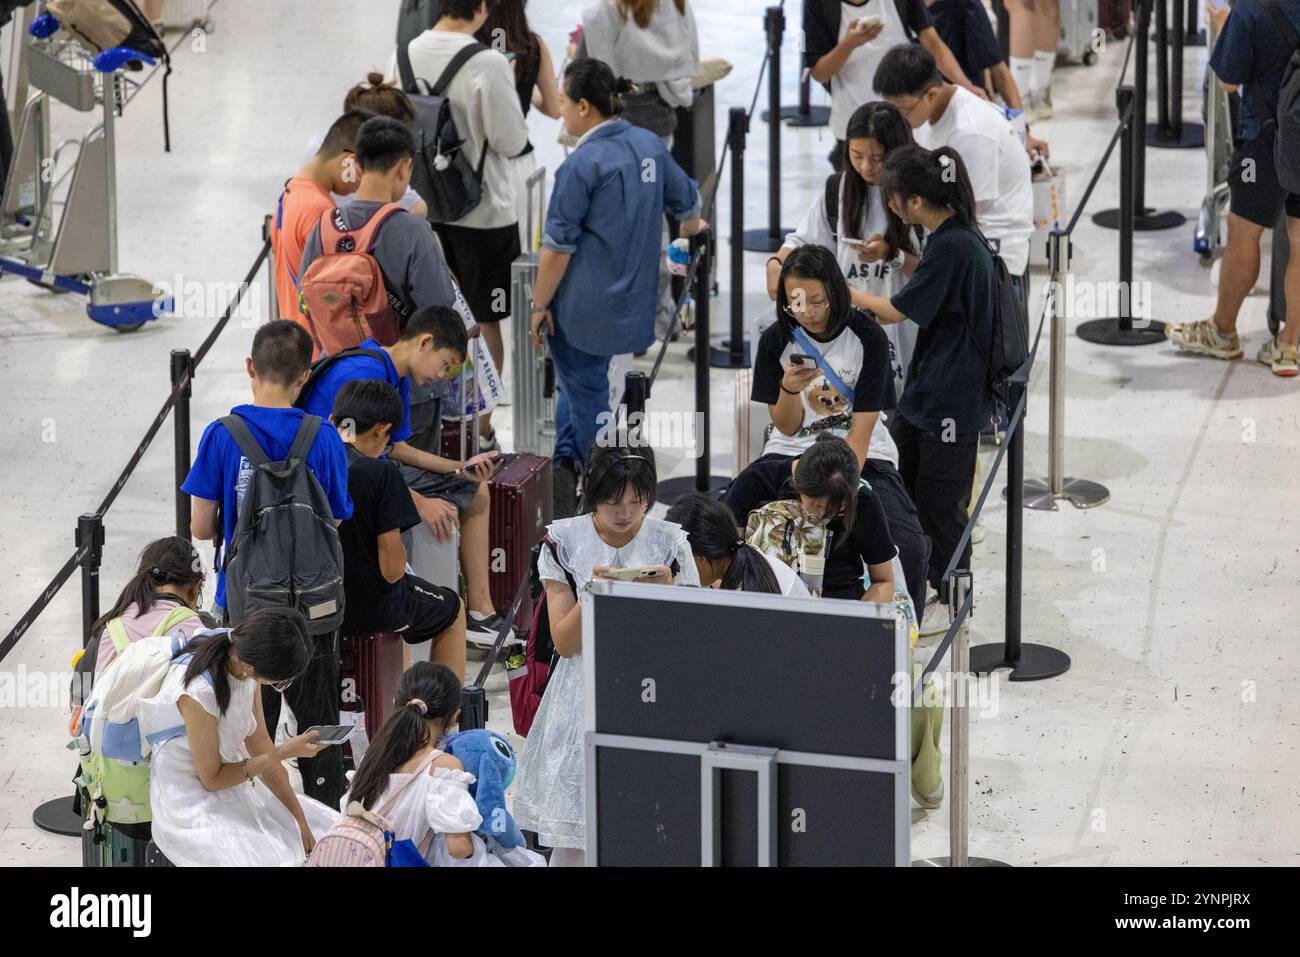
[397,41,421,95]
[352,203,407,255]
[317,207,350,255]
[376,749,440,818]
[220,414,271,468]
[824,171,843,240]
[541,535,577,590]
[1262,0,1300,54]
[894,0,920,40]
[288,415,323,464]
[105,618,131,655]
[431,41,490,96]
[154,605,198,636]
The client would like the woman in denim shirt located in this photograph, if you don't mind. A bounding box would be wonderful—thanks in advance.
[528,58,707,515]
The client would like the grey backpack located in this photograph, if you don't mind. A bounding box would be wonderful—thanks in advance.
[219,414,345,635]
[1262,0,1300,194]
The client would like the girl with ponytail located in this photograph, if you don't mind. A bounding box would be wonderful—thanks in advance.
[857,143,998,604]
[89,536,207,675]
[665,493,795,595]
[345,662,481,861]
[138,607,342,866]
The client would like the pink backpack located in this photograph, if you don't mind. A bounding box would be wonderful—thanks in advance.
[306,751,438,867]
[297,204,405,358]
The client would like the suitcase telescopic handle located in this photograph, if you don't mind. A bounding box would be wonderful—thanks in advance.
[525,167,547,254]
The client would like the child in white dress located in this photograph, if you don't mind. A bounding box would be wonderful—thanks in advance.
[512,443,699,866]
[343,661,484,864]
[138,608,342,866]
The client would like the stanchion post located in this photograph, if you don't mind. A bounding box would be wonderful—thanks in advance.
[1154,0,1169,134]
[950,569,972,868]
[726,107,749,369]
[1004,396,1024,659]
[1171,0,1183,140]
[693,233,712,492]
[1134,0,1151,213]
[172,349,193,542]
[1150,0,1204,147]
[77,513,104,647]
[623,370,648,448]
[743,7,793,252]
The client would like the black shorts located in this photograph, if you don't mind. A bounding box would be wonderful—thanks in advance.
[394,574,461,645]
[1229,128,1300,227]
[400,463,480,511]
[432,221,520,324]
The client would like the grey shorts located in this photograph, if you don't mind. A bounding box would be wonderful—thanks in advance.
[401,464,479,511]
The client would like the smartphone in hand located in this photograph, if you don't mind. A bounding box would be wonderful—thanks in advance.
[598,566,663,582]
[789,353,816,366]
[303,725,356,746]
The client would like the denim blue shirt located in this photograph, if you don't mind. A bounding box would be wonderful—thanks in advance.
[543,118,700,356]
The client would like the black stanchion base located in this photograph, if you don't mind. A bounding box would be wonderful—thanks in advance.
[656,475,731,506]
[969,642,1072,681]
[33,795,83,837]
[1091,206,1187,231]
[1174,28,1206,47]
[708,336,751,369]
[762,104,832,127]
[913,856,1013,867]
[741,227,793,253]
[1076,317,1167,345]
[1147,121,1206,149]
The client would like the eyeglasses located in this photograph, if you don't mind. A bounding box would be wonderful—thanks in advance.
[782,300,830,318]
[897,95,929,121]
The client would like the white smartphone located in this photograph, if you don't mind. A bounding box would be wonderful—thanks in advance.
[599,566,663,582]
[842,236,867,247]
[854,14,884,31]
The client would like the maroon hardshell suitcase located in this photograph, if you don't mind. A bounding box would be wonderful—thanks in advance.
[489,455,553,629]
[339,631,404,747]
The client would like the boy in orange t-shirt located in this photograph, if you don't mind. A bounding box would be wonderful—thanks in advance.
[271,111,369,333]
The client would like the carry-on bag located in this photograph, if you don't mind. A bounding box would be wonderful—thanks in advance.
[510,167,557,458]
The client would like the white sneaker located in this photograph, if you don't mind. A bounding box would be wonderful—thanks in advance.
[971,518,986,546]
[918,593,949,639]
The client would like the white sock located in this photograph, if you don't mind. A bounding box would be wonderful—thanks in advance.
[1032,50,1055,99]
[1010,57,1034,103]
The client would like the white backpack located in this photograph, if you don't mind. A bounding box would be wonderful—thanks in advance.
[75,627,214,763]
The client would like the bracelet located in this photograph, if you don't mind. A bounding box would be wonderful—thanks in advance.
[766,257,783,268]
[241,758,254,787]
[780,384,800,396]
[530,301,549,314]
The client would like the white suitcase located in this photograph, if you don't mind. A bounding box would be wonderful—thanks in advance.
[1059,0,1101,66]
[401,524,460,664]
[161,0,213,30]
[510,167,557,457]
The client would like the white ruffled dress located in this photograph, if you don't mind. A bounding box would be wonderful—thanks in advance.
[512,515,699,850]
[139,662,342,867]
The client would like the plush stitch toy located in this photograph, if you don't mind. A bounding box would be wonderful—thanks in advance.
[443,730,525,849]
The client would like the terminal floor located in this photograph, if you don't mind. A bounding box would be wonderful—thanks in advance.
[0,1,1295,866]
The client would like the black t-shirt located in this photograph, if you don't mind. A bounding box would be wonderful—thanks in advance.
[750,309,897,456]
[722,453,897,600]
[888,218,996,434]
[927,0,1004,82]
[803,0,932,71]
[340,447,422,634]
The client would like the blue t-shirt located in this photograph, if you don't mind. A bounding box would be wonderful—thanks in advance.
[1210,0,1300,141]
[297,339,413,445]
[181,404,354,607]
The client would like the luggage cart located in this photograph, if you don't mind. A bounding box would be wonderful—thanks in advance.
[0,25,171,331]
[1194,16,1233,265]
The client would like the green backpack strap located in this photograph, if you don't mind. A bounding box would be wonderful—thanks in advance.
[105,618,131,655]
[154,605,198,637]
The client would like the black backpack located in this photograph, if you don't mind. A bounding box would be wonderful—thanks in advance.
[219,414,345,636]
[1262,0,1300,194]
[396,40,491,224]
[967,230,1029,407]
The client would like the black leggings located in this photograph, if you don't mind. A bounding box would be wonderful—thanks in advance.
[260,631,345,810]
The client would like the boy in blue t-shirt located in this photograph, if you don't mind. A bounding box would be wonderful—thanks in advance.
[181,318,354,809]
[297,305,518,647]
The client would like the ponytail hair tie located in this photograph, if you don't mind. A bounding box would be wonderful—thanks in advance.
[729,540,743,554]
[407,698,428,715]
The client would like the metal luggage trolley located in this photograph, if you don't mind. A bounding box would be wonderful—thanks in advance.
[1194,12,1235,265]
[0,25,171,331]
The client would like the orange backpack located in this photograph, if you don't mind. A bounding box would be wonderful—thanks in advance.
[298,205,405,356]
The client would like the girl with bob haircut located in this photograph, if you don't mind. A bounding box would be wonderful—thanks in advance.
[512,441,699,866]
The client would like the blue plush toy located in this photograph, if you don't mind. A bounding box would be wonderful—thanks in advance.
[443,730,525,849]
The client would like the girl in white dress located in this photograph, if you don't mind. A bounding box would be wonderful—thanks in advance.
[138,608,341,866]
[343,661,484,864]
[512,443,699,866]
[766,101,921,395]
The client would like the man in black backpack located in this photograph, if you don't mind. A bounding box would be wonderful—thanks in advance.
[1168,0,1300,377]
[386,0,529,397]
[183,321,354,808]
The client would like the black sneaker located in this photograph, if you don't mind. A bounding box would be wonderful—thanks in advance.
[466,611,526,650]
